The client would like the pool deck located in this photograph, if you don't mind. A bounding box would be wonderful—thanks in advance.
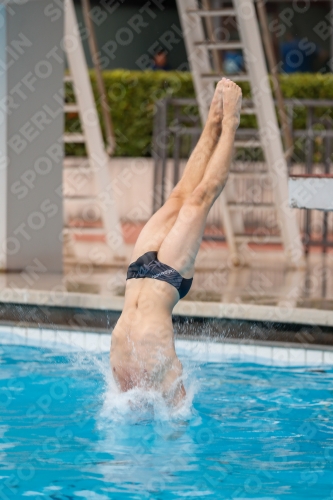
[1,246,333,332]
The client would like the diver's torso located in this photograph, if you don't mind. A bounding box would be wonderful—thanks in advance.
[110,277,182,395]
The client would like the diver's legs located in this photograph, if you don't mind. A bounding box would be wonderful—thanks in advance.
[158,80,242,278]
[130,80,225,261]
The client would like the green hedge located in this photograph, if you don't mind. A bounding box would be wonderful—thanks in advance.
[65,70,195,157]
[65,71,333,157]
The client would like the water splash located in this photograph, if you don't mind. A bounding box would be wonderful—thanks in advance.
[98,357,199,426]
[66,345,200,426]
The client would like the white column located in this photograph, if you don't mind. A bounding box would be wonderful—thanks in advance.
[0,0,64,272]
[0,4,7,269]
[65,0,125,257]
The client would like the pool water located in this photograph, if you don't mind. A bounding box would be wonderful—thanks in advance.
[0,338,333,500]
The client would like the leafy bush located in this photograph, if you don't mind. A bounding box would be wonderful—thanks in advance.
[65,70,195,157]
[65,70,333,157]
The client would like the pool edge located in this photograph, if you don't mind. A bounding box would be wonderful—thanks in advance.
[0,287,333,327]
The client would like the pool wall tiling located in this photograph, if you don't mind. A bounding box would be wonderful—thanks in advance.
[1,325,333,367]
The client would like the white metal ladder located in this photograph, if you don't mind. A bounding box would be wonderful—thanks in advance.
[63,0,125,265]
[176,0,304,268]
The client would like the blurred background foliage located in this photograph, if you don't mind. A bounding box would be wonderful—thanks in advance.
[65,70,333,158]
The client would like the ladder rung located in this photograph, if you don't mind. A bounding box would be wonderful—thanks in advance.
[234,140,262,148]
[168,126,201,135]
[241,108,257,115]
[64,104,79,113]
[64,75,73,83]
[201,73,249,83]
[235,235,282,244]
[64,133,85,143]
[228,202,275,208]
[195,41,243,50]
[187,8,236,17]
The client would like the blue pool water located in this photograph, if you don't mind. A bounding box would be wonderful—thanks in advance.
[0,339,333,500]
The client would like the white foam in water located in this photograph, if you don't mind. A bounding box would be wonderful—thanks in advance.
[98,356,198,424]
[66,345,199,424]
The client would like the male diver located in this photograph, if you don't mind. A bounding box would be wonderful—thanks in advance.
[110,78,242,406]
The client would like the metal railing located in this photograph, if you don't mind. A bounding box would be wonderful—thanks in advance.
[152,97,333,253]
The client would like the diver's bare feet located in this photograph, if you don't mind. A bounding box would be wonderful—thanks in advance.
[221,78,242,131]
[206,79,224,133]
